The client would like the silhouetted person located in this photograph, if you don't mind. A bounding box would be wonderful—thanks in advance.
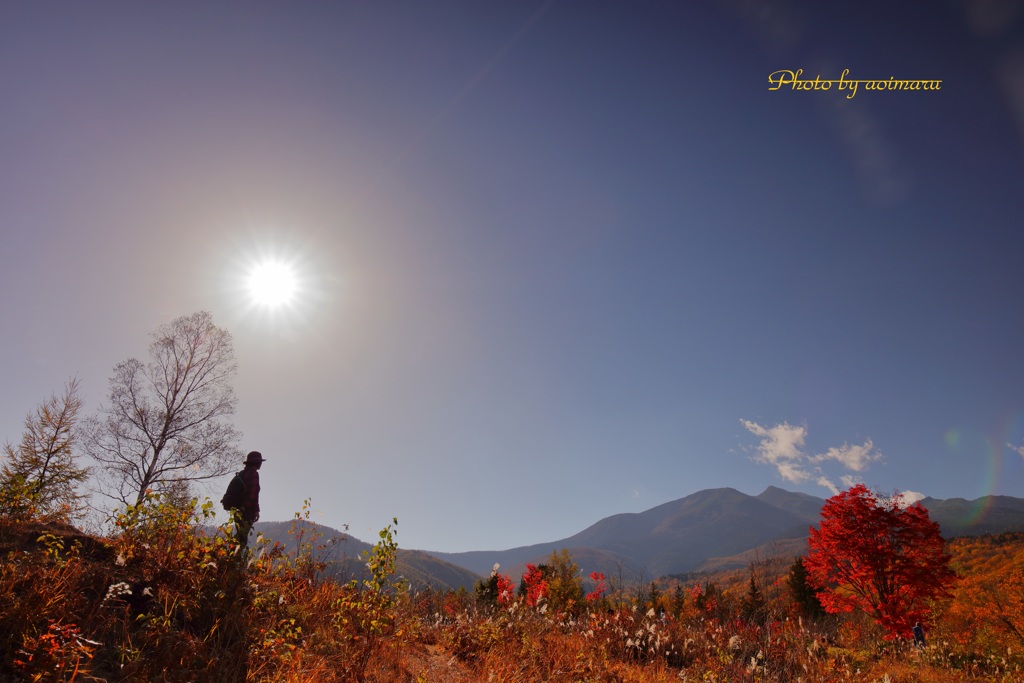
[912,621,925,648]
[231,450,265,550]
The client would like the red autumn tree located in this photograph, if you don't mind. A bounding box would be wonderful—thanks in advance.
[496,573,517,608]
[521,564,549,607]
[804,484,956,638]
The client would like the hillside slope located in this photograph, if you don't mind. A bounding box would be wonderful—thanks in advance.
[427,487,1024,579]
[255,520,481,590]
[430,487,818,578]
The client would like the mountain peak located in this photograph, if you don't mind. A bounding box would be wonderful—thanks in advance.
[759,485,789,496]
[755,486,826,519]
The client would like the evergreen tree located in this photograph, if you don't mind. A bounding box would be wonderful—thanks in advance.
[787,556,825,618]
[646,581,662,612]
[0,379,89,521]
[741,571,766,622]
[476,574,500,605]
[670,584,687,618]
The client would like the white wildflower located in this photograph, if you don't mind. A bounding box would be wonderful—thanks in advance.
[142,587,154,597]
[103,582,132,604]
[646,608,656,619]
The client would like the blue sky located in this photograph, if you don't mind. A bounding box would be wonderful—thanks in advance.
[2,2,1023,552]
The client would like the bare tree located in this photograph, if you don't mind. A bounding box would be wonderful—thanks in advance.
[0,378,90,521]
[85,312,243,507]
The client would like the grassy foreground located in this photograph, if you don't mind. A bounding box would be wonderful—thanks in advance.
[1,498,1021,682]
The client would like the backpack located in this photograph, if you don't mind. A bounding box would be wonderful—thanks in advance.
[221,471,247,511]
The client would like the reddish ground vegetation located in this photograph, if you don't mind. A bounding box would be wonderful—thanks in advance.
[1,502,1022,682]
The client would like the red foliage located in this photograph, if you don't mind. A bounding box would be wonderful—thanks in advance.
[496,574,516,607]
[585,572,606,602]
[804,484,956,638]
[14,619,94,679]
[522,564,548,607]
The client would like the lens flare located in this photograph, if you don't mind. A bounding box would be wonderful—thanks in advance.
[944,425,1010,526]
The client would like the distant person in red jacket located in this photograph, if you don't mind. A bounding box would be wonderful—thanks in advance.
[223,450,265,551]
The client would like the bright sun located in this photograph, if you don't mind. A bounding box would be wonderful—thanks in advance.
[246,259,299,309]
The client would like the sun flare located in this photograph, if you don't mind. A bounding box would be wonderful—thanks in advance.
[245,259,299,309]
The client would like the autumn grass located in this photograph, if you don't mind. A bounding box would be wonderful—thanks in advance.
[0,496,412,682]
[2,501,1023,682]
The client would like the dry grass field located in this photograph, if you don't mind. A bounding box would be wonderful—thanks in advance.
[2,497,1021,682]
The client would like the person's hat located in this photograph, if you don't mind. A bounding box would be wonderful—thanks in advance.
[245,451,266,464]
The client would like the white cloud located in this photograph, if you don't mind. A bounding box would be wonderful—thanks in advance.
[1008,443,1024,460]
[740,419,884,495]
[816,476,839,495]
[740,420,811,483]
[880,490,926,508]
[839,475,860,489]
[812,440,881,471]
[900,490,926,505]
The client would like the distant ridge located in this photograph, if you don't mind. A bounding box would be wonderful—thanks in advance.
[253,521,480,591]
[922,495,1024,538]
[426,487,1024,580]
[256,489,1024,587]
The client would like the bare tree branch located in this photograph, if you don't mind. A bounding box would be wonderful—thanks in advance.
[84,312,243,508]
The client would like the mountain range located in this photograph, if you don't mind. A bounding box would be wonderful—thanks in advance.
[251,520,480,592]
[257,487,1024,591]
